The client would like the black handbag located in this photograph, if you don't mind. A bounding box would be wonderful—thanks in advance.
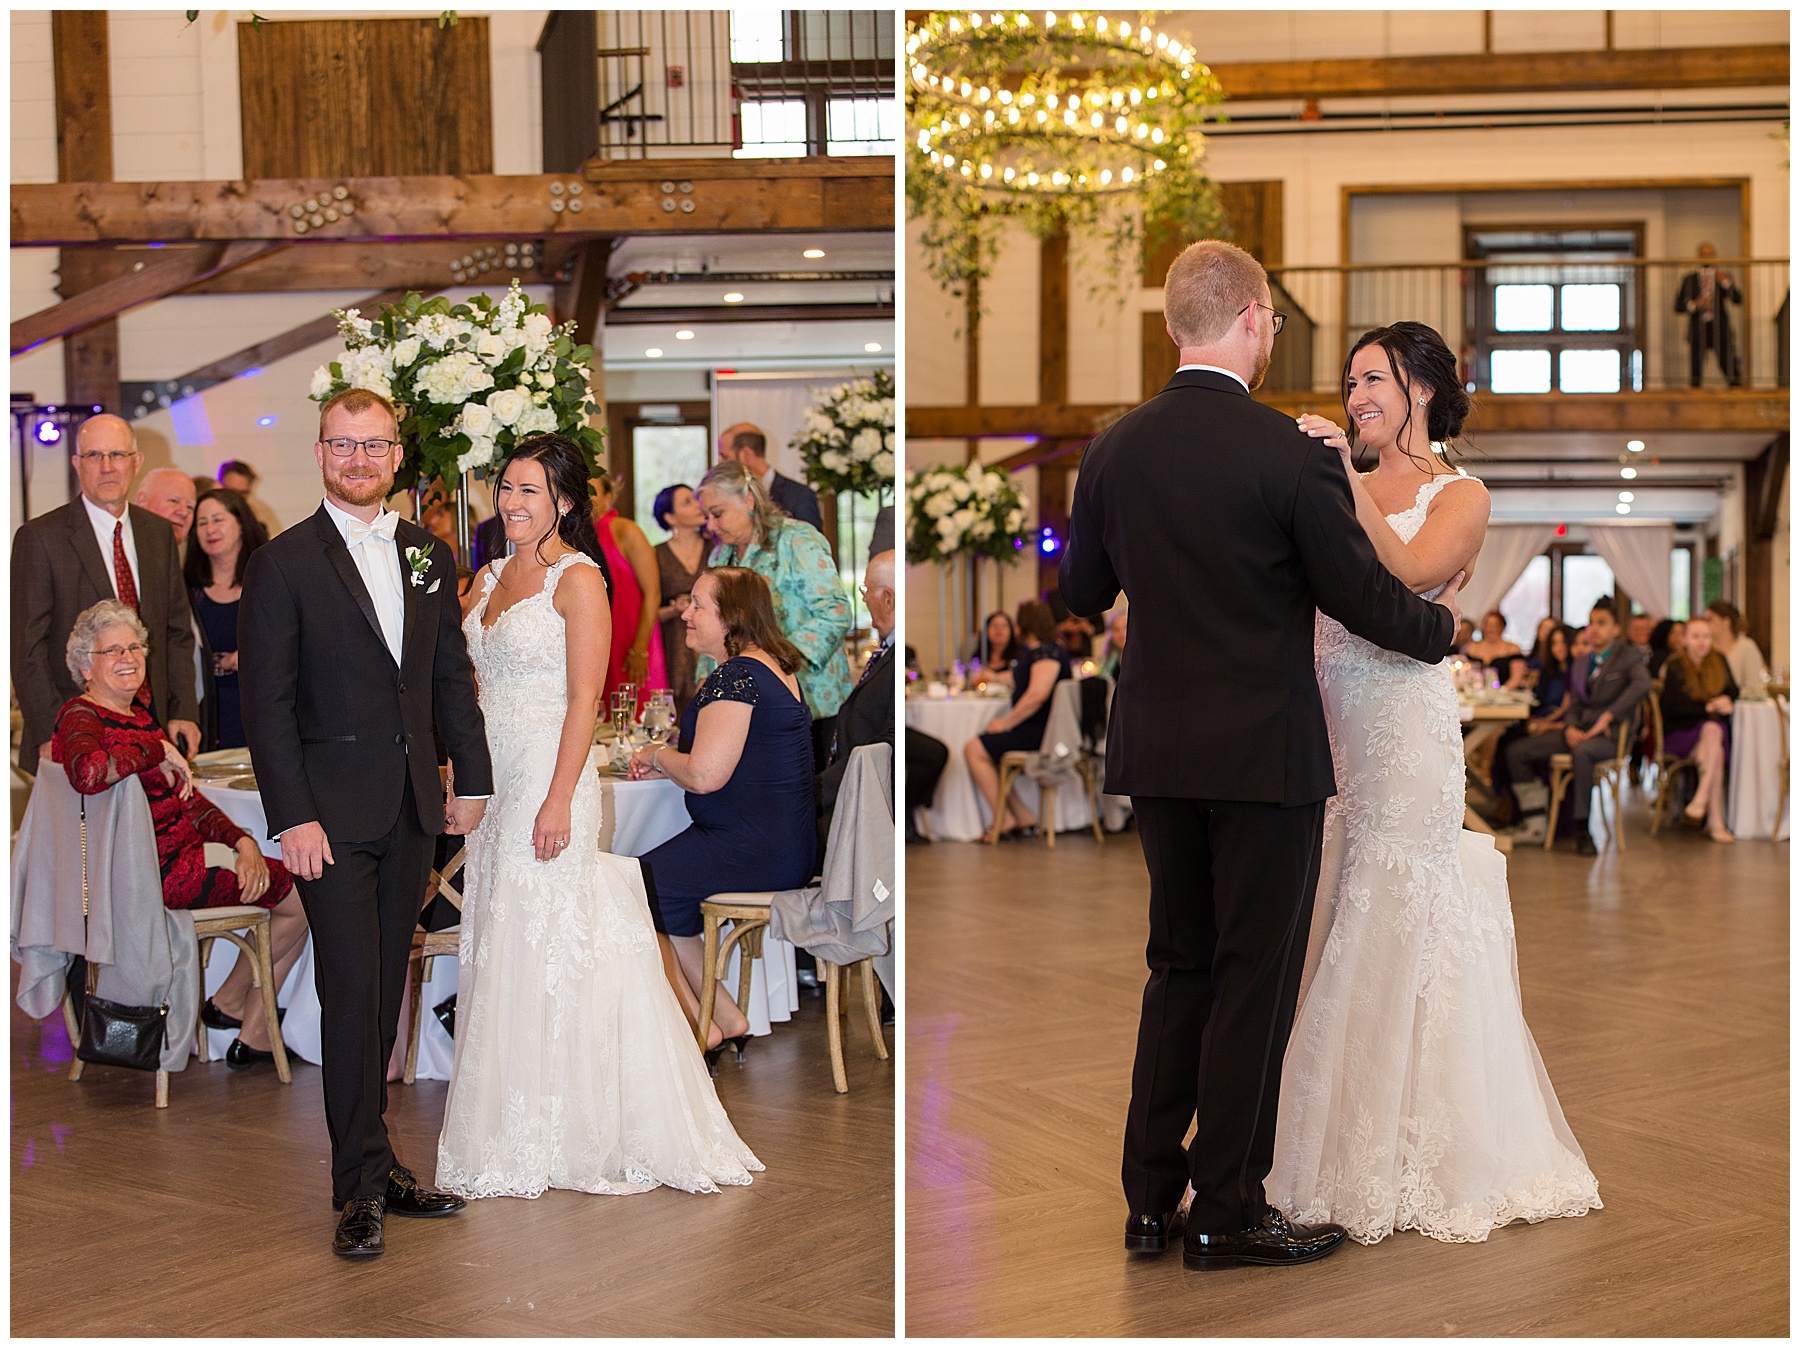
[74,799,170,1072]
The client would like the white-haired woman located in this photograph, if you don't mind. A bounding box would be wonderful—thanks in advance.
[696,460,852,763]
[50,600,308,1068]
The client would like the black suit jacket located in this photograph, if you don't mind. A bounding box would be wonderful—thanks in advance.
[769,472,824,531]
[239,505,493,842]
[1059,370,1455,806]
[818,639,895,821]
[10,497,198,774]
[1570,640,1653,735]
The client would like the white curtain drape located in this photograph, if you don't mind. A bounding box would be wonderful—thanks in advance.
[1588,523,1674,618]
[1462,524,1558,626]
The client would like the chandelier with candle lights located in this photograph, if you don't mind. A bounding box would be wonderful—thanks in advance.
[907,10,1227,293]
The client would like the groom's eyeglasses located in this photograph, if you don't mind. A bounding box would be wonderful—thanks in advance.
[1239,301,1287,335]
[322,437,399,458]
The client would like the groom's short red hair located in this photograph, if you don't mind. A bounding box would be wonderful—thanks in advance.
[317,388,398,441]
[1164,240,1267,347]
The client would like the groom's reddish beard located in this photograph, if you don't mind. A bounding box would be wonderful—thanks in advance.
[323,452,395,507]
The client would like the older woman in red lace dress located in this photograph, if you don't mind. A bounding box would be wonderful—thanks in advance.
[51,599,306,1068]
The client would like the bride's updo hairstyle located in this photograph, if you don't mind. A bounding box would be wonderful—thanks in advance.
[1342,321,1473,472]
[707,567,804,674]
[496,434,595,565]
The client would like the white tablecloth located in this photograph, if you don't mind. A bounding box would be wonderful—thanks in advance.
[202,762,801,1080]
[905,689,1102,841]
[1727,698,1790,841]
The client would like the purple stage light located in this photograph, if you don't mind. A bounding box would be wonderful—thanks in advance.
[34,419,60,445]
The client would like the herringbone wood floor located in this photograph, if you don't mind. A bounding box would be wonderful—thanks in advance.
[905,796,1788,1336]
[12,974,893,1337]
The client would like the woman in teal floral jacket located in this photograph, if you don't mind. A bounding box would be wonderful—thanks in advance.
[697,462,853,749]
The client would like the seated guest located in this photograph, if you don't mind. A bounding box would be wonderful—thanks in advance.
[906,729,950,842]
[964,599,1071,841]
[1467,610,1527,687]
[1705,600,1766,693]
[185,488,268,750]
[1487,623,1578,818]
[1453,617,1476,656]
[699,461,853,766]
[818,551,896,848]
[1504,600,1651,855]
[1647,618,1684,679]
[630,569,816,1057]
[1627,613,1655,659]
[652,483,710,713]
[1661,619,1740,842]
[52,600,307,1067]
[1098,607,1129,681]
[965,610,1017,681]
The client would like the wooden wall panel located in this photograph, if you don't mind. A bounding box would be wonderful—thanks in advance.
[52,10,119,417]
[1140,179,1285,286]
[239,18,494,179]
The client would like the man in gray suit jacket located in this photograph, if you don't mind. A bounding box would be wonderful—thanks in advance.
[11,414,199,775]
[1504,599,1650,855]
[717,422,825,531]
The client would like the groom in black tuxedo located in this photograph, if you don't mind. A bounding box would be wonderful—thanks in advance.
[1061,241,1461,1271]
[240,388,494,1259]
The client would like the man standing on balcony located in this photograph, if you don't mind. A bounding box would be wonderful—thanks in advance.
[1676,241,1743,387]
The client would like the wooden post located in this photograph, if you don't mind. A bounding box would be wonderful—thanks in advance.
[52,11,119,449]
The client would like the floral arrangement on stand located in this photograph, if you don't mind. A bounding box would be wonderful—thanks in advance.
[310,279,605,492]
[790,368,897,500]
[906,463,1030,564]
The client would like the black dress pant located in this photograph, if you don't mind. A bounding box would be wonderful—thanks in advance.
[292,779,435,1204]
[1123,795,1325,1234]
[905,728,950,813]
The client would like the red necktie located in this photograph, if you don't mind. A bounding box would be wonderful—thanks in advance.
[111,521,139,611]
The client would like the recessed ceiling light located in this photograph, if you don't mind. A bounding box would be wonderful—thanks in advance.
[1627,440,1645,452]
[645,347,663,358]
[1620,467,1637,479]
[675,329,696,340]
[1618,491,1634,502]
[723,292,745,303]
[803,248,826,259]
[1616,503,1632,514]
[864,342,883,352]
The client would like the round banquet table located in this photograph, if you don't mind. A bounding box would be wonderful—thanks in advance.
[199,755,800,1080]
[905,690,1100,841]
[1726,697,1790,841]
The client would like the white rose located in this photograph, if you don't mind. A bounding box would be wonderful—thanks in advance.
[851,427,883,458]
[390,337,421,369]
[523,312,553,340]
[950,479,972,502]
[310,364,336,399]
[462,364,496,398]
[486,387,528,426]
[475,332,510,365]
[971,518,995,539]
[459,402,496,437]
[1005,508,1026,532]
[873,451,894,478]
[951,507,976,530]
[926,491,955,517]
[821,450,847,472]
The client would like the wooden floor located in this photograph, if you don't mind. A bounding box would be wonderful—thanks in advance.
[12,976,893,1337]
[905,795,1788,1336]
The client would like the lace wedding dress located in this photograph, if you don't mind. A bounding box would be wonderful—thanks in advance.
[436,552,761,1198]
[1267,472,1600,1244]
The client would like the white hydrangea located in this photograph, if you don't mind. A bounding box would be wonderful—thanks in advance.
[415,313,461,351]
[342,348,393,399]
[516,403,559,436]
[851,426,884,459]
[417,352,485,404]
[456,437,496,475]
[873,450,893,478]
[883,431,895,452]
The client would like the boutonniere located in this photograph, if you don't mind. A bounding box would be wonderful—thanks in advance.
[404,542,435,588]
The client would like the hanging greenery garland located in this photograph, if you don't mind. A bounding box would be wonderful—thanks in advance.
[907,10,1229,294]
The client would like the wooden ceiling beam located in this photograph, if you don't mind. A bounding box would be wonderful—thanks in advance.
[12,240,282,356]
[910,389,1790,440]
[11,158,896,247]
[606,302,895,325]
[1210,45,1789,101]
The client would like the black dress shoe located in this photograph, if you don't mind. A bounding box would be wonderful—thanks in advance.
[200,998,241,1031]
[1182,1208,1348,1271]
[384,1163,467,1218]
[704,1034,751,1074]
[333,1197,384,1258]
[224,1039,276,1069]
[1124,1206,1187,1254]
[1575,831,1599,856]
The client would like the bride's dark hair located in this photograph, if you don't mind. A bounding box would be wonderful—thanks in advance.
[494,434,599,567]
[1342,321,1474,474]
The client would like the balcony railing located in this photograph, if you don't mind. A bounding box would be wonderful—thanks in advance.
[1261,260,1789,395]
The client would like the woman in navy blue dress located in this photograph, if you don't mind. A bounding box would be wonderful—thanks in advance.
[184,487,267,750]
[963,599,1070,841]
[631,567,816,1056]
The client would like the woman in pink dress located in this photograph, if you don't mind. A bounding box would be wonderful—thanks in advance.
[592,471,666,710]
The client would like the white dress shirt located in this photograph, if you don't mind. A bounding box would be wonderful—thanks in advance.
[82,494,139,599]
[757,465,778,494]
[1175,362,1250,391]
[322,496,406,664]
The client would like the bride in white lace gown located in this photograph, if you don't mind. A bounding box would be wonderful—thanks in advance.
[1268,324,1600,1244]
[436,443,760,1199]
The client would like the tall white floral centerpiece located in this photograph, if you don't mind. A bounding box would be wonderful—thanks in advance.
[310,281,606,538]
[790,368,896,502]
[906,463,1031,672]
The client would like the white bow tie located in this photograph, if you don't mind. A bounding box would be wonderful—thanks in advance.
[343,512,399,548]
